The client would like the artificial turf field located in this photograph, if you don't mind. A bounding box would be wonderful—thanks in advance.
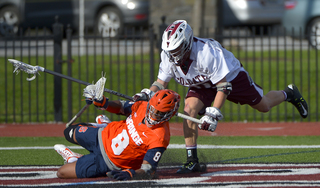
[0,122,319,187]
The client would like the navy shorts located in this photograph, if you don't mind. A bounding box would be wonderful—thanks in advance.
[186,71,263,114]
[75,126,109,178]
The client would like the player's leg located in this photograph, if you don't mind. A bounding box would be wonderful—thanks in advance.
[63,123,100,145]
[251,90,285,112]
[250,85,308,118]
[228,71,284,113]
[56,162,77,179]
[177,96,207,174]
[229,70,308,118]
[54,144,82,178]
[56,152,109,179]
[56,126,108,178]
[64,124,79,145]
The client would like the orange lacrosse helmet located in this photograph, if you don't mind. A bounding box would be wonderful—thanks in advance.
[145,89,181,127]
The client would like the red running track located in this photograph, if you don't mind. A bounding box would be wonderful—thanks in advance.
[0,122,319,137]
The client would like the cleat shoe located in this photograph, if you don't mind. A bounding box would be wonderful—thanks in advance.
[54,144,82,163]
[176,161,207,174]
[89,115,111,128]
[96,115,111,124]
[284,84,308,118]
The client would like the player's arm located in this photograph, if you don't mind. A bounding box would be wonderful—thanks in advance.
[150,79,168,92]
[107,147,166,180]
[90,96,134,117]
[134,147,165,179]
[198,77,232,132]
[212,77,230,109]
[133,79,168,101]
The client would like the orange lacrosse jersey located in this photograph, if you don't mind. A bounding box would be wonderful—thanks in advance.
[100,101,170,170]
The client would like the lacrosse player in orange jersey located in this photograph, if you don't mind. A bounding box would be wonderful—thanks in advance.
[54,89,180,181]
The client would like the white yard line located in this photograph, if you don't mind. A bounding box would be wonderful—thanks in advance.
[1,144,320,150]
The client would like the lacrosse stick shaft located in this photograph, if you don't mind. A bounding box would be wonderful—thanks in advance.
[44,69,133,100]
[176,113,202,124]
[66,104,90,127]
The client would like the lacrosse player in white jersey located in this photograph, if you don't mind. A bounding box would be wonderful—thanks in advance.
[133,20,308,174]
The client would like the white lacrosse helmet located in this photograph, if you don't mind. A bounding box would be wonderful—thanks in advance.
[161,20,193,65]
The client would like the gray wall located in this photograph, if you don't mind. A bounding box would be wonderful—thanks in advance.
[149,0,218,37]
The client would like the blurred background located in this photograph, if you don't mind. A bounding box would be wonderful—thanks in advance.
[0,0,319,124]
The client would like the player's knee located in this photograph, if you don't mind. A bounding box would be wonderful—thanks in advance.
[56,166,72,179]
[56,168,65,179]
[258,108,270,113]
[252,104,271,113]
[64,125,78,144]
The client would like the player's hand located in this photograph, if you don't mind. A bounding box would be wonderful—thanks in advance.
[85,97,93,105]
[107,169,136,181]
[92,96,109,110]
[198,115,218,132]
[132,89,155,101]
[204,107,223,120]
[198,107,223,132]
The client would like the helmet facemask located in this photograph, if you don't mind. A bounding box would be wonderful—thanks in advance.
[144,89,181,128]
[145,104,175,127]
[164,36,192,65]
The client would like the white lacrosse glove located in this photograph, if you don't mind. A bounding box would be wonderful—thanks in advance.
[204,107,224,121]
[198,107,223,132]
[198,116,218,132]
[132,88,155,101]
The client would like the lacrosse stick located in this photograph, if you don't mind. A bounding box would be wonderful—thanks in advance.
[8,59,132,100]
[65,104,90,127]
[8,59,201,124]
[66,76,107,127]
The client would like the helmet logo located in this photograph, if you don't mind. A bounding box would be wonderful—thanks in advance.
[165,22,183,40]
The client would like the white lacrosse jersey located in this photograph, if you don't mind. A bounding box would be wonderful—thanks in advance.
[158,37,242,89]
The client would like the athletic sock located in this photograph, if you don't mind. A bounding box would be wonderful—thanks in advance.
[282,90,288,101]
[186,145,198,162]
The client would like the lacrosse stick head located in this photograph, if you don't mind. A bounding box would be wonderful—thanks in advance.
[8,59,41,81]
[145,89,180,127]
[83,76,106,101]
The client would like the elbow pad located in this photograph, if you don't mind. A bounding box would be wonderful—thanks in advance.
[151,81,165,90]
[216,82,232,95]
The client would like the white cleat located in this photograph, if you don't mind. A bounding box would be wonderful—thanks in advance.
[89,115,111,128]
[54,144,82,163]
[96,115,111,124]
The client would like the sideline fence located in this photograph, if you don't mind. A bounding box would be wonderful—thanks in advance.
[0,21,318,123]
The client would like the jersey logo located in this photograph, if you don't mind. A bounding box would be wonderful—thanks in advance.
[142,132,148,138]
[78,126,88,133]
[126,115,143,146]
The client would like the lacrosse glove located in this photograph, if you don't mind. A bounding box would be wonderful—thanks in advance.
[92,96,109,110]
[133,89,155,101]
[107,169,135,181]
[198,107,223,132]
[85,97,93,105]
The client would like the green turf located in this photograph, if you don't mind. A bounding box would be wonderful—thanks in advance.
[1,136,319,166]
